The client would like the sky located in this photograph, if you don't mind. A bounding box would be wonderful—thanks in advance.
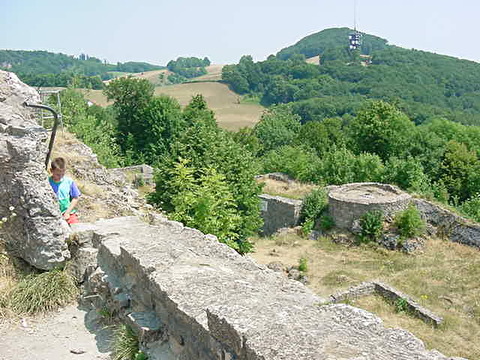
[2,0,480,66]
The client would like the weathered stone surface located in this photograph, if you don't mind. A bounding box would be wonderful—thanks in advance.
[0,70,70,270]
[259,194,302,236]
[414,198,480,248]
[78,216,457,359]
[328,183,412,230]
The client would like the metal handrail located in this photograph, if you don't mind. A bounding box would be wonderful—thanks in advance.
[23,102,60,169]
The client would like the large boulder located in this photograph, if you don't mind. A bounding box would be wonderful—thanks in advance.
[0,70,70,270]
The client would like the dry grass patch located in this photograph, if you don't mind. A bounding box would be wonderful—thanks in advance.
[258,178,318,199]
[251,234,480,359]
[155,82,264,131]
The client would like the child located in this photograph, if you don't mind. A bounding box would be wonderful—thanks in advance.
[48,157,81,225]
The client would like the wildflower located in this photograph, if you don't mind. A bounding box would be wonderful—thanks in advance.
[9,206,14,211]
[11,212,16,217]
[1,217,7,223]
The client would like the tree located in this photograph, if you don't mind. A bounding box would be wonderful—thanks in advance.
[253,105,302,154]
[348,101,415,160]
[104,77,154,160]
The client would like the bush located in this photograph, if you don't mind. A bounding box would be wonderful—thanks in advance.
[8,269,77,314]
[298,257,308,272]
[300,188,328,223]
[301,218,315,236]
[359,210,384,243]
[394,204,425,238]
[459,195,480,222]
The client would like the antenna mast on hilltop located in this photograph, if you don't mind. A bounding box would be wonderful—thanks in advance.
[349,0,362,50]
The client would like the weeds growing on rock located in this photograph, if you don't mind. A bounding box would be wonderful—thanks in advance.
[111,324,146,360]
[7,268,77,315]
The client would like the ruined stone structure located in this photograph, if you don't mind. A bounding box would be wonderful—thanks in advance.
[330,281,444,327]
[328,183,412,230]
[0,70,70,270]
[72,216,460,360]
[259,194,302,235]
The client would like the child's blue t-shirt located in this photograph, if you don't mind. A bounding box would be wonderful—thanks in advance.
[48,176,81,213]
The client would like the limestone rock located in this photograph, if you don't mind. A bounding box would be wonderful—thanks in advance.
[0,70,70,270]
[78,216,456,359]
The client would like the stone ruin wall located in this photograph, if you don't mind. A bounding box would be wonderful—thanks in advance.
[0,70,70,270]
[328,183,412,230]
[72,216,460,360]
[258,194,302,236]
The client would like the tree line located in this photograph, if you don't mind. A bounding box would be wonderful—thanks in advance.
[0,50,163,88]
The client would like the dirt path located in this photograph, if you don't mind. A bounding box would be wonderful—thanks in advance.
[0,305,111,360]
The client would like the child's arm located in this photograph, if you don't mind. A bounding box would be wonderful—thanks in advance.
[63,197,79,220]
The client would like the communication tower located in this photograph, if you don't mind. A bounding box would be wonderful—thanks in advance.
[349,0,362,50]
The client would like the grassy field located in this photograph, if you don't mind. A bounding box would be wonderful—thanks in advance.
[250,234,480,359]
[155,82,263,130]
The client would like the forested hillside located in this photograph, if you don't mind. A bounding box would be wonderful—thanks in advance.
[0,50,163,88]
[222,28,480,125]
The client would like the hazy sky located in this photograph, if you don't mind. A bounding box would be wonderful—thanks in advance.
[2,0,480,65]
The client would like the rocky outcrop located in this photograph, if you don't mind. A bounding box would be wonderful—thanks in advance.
[74,216,460,360]
[0,70,70,270]
[413,198,480,248]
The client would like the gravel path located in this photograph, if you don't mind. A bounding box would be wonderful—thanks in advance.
[0,305,111,360]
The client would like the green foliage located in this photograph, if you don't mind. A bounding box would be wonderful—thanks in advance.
[459,195,480,222]
[394,205,426,238]
[300,189,328,223]
[112,324,140,360]
[394,297,410,313]
[104,77,155,161]
[439,141,480,202]
[301,218,315,236]
[349,101,415,160]
[253,106,302,154]
[148,96,262,253]
[0,50,161,87]
[319,215,335,231]
[382,157,430,193]
[276,27,388,60]
[298,257,308,272]
[262,146,319,182]
[7,269,77,315]
[56,88,123,167]
[359,210,384,243]
[167,56,210,78]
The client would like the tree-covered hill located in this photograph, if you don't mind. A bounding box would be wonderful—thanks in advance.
[222,27,480,126]
[277,27,388,60]
[0,50,163,89]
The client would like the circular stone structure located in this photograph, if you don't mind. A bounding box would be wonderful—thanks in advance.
[328,183,412,230]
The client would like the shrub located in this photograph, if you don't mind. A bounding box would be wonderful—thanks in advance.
[459,195,480,222]
[8,269,77,314]
[394,204,425,238]
[301,218,315,236]
[298,257,308,272]
[300,188,328,223]
[359,210,384,243]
